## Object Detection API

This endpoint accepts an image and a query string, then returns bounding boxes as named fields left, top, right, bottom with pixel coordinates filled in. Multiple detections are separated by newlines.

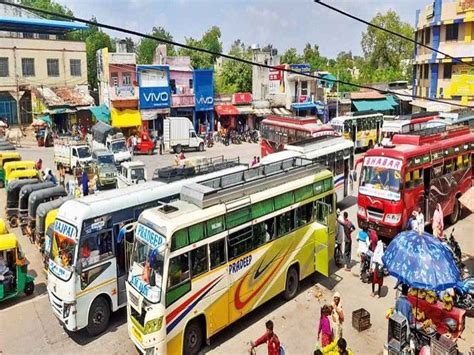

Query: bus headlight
left=385, top=213, right=401, bottom=224
left=144, top=316, right=163, bottom=334
left=357, top=206, right=366, bottom=217
left=63, top=301, right=75, bottom=318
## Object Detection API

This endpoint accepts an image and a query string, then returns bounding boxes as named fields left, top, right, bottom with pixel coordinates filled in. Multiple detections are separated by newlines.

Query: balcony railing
left=171, top=93, right=195, bottom=107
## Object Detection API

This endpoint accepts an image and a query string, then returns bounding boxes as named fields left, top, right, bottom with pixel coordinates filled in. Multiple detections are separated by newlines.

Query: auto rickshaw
left=18, top=182, right=55, bottom=235
left=0, top=152, right=21, bottom=187
left=5, top=178, right=39, bottom=228
left=0, top=218, right=8, bottom=234
left=0, top=233, right=35, bottom=302
left=36, top=196, right=72, bottom=255
left=5, top=169, right=39, bottom=190
left=0, top=142, right=16, bottom=151
left=3, top=160, right=36, bottom=186
left=26, top=186, right=67, bottom=244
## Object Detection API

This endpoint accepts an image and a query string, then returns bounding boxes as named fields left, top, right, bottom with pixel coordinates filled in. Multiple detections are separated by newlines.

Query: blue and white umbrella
left=382, top=230, right=461, bottom=291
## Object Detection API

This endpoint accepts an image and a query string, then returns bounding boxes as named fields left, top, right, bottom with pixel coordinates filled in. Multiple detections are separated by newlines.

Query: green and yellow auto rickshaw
left=3, top=160, right=36, bottom=188
left=0, top=218, right=8, bottom=234
left=0, top=152, right=21, bottom=188
left=0, top=233, right=35, bottom=302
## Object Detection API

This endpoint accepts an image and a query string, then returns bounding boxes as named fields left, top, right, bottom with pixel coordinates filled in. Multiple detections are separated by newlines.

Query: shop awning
left=89, top=104, right=110, bottom=123
left=352, top=98, right=397, bottom=112
left=215, top=104, right=239, bottom=116
left=254, top=108, right=272, bottom=116
left=292, top=102, right=317, bottom=110
left=46, top=107, right=76, bottom=114
left=111, top=108, right=141, bottom=128
left=236, top=105, right=253, bottom=115
left=272, top=107, right=292, bottom=115
left=140, top=108, right=170, bottom=121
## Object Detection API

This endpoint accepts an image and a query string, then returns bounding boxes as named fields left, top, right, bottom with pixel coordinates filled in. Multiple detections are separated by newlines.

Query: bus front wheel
left=86, top=296, right=110, bottom=336
left=183, top=319, right=204, bottom=355
left=283, top=266, right=299, bottom=301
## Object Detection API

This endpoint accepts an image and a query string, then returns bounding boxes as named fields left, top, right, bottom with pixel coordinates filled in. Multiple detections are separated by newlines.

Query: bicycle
left=334, top=242, right=343, bottom=268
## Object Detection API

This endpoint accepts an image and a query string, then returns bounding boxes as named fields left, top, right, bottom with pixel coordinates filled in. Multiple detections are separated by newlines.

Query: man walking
left=343, top=211, right=355, bottom=271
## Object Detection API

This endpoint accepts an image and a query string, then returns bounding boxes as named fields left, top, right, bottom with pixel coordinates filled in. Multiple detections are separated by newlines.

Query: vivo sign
left=197, top=96, right=213, bottom=105
left=139, top=87, right=170, bottom=109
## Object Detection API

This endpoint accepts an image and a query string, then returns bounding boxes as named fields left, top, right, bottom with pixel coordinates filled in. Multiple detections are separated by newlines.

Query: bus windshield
left=360, top=157, right=402, bottom=200
left=50, top=232, right=76, bottom=273
left=129, top=237, right=165, bottom=304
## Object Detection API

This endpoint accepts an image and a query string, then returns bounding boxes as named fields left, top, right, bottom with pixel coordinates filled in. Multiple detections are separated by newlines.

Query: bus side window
left=455, top=155, right=464, bottom=171
left=413, top=169, right=423, bottom=187
left=228, top=226, right=253, bottom=260
left=296, top=202, right=313, bottom=227
left=431, top=163, right=443, bottom=179
left=190, top=245, right=208, bottom=278
left=443, top=159, right=453, bottom=174
left=168, top=253, right=190, bottom=288
left=276, top=210, right=295, bottom=237
left=253, top=218, right=275, bottom=245
left=209, top=239, right=226, bottom=270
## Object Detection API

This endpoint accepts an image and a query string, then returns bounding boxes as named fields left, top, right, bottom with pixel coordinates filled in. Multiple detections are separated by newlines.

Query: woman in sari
left=432, top=203, right=444, bottom=240
left=317, top=304, right=333, bottom=347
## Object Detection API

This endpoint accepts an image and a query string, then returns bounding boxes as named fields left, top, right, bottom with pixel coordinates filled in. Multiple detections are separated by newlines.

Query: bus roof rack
left=180, top=157, right=325, bottom=209
left=392, top=124, right=470, bottom=145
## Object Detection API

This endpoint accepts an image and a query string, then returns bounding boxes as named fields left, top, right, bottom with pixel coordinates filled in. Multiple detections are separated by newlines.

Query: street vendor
left=395, top=284, right=414, bottom=326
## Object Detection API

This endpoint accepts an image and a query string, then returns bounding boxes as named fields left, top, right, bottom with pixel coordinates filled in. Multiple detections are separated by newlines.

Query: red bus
left=357, top=125, right=474, bottom=239
left=260, top=115, right=339, bottom=157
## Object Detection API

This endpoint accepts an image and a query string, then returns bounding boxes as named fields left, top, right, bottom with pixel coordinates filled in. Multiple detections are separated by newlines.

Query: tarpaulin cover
left=111, top=108, right=141, bottom=128
left=92, top=121, right=120, bottom=144
left=89, top=105, right=110, bottom=123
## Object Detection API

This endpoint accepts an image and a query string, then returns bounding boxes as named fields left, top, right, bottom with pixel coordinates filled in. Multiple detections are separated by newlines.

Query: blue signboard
left=289, top=63, right=311, bottom=74
left=194, top=69, right=214, bottom=112
left=137, top=65, right=171, bottom=109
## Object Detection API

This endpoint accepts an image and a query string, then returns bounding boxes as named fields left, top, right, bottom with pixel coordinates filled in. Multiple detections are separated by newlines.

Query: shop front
left=111, top=107, right=141, bottom=134
left=137, top=65, right=171, bottom=137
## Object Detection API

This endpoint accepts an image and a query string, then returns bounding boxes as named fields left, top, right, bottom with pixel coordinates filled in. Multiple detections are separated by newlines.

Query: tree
left=215, top=39, right=252, bottom=94
left=361, top=10, right=414, bottom=80
left=303, top=43, right=327, bottom=71
left=136, top=26, right=176, bottom=64
left=280, top=48, right=303, bottom=65
left=122, top=37, right=136, bottom=53
left=20, top=0, right=73, bottom=20
left=179, top=26, right=223, bottom=69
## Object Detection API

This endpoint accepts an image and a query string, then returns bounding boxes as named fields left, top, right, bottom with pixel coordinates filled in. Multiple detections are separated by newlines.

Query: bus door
left=114, top=219, right=134, bottom=306
left=350, top=120, right=357, bottom=146
left=313, top=200, right=332, bottom=277
left=376, top=118, right=382, bottom=144
left=423, top=167, right=431, bottom=220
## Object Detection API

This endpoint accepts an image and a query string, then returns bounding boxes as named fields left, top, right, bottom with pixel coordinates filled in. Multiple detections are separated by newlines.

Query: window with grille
left=21, top=58, right=35, bottom=77
left=122, top=72, right=131, bottom=85
left=445, top=24, right=459, bottom=41
left=70, top=59, right=81, bottom=77
left=47, top=59, right=59, bottom=77
left=111, top=73, right=119, bottom=86
left=0, top=58, right=9, bottom=77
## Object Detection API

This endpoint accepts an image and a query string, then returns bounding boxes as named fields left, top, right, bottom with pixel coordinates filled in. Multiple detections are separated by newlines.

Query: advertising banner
left=269, top=64, right=286, bottom=94
left=194, top=69, right=214, bottom=112
left=232, top=92, right=252, bottom=105
left=137, top=65, right=170, bottom=109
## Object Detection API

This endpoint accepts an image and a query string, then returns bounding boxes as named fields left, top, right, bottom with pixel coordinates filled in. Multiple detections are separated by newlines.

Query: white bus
left=330, top=112, right=383, bottom=149
left=261, top=136, right=354, bottom=202
left=46, top=164, right=247, bottom=336
left=126, top=158, right=335, bottom=354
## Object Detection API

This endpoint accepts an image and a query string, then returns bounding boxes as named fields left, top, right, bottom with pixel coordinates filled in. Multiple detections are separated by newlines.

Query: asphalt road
left=0, top=138, right=472, bottom=354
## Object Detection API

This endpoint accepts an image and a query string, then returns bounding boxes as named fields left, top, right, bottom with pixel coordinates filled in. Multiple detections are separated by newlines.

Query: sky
left=60, top=0, right=431, bottom=58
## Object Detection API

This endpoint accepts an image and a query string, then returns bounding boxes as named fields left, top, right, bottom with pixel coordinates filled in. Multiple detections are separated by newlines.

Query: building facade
left=414, top=0, right=474, bottom=110
left=0, top=13, right=88, bottom=125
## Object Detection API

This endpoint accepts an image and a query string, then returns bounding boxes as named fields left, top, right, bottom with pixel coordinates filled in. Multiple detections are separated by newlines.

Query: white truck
left=117, top=160, right=147, bottom=188
left=88, top=122, right=131, bottom=164
left=53, top=138, right=92, bottom=172
left=163, top=116, right=204, bottom=153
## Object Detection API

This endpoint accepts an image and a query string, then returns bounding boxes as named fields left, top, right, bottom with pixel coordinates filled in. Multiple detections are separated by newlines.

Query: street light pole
left=336, top=70, right=339, bottom=117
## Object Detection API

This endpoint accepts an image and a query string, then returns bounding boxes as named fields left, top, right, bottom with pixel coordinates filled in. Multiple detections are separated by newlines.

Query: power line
left=314, top=0, right=474, bottom=68
left=3, top=1, right=472, bottom=109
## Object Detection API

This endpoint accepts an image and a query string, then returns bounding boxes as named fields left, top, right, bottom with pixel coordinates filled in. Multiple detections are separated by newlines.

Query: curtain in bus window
left=252, top=199, right=274, bottom=219
left=227, top=207, right=251, bottom=229
left=274, top=191, right=294, bottom=210
left=206, top=216, right=225, bottom=237
left=189, top=223, right=205, bottom=244
left=171, top=229, right=189, bottom=251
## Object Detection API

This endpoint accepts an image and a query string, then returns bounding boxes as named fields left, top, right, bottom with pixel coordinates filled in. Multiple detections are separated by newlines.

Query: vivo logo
left=197, top=96, right=213, bottom=105
left=142, top=91, right=169, bottom=103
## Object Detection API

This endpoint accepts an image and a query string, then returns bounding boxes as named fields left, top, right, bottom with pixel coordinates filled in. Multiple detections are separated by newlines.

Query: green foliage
left=179, top=26, right=223, bottom=69
left=136, top=27, right=176, bottom=64
left=20, top=0, right=73, bottom=20
left=215, top=40, right=252, bottom=94
left=280, top=48, right=303, bottom=65
left=361, top=10, right=414, bottom=82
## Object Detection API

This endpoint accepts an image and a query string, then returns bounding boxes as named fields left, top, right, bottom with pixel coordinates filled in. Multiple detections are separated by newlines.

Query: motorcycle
left=360, top=251, right=372, bottom=283
left=205, top=133, right=214, bottom=148
left=454, top=277, right=474, bottom=315
left=442, top=228, right=463, bottom=273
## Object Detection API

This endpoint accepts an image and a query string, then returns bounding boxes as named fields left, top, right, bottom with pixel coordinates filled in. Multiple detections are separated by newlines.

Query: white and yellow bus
left=126, top=157, right=336, bottom=354
left=330, top=112, right=383, bottom=149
